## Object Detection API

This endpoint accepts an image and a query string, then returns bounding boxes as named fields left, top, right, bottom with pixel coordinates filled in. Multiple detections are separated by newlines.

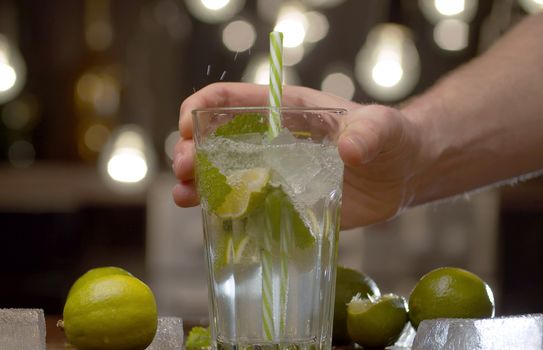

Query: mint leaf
left=185, top=326, right=212, bottom=350
left=215, top=113, right=267, bottom=137
left=196, top=153, right=232, bottom=211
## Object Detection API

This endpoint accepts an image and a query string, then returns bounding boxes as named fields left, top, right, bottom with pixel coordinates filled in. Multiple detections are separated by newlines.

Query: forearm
left=403, top=13, right=543, bottom=206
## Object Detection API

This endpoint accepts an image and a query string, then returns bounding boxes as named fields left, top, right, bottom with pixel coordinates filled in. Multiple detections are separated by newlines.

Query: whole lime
left=67, top=266, right=132, bottom=298
left=63, top=270, right=158, bottom=350
left=347, top=293, right=408, bottom=348
left=408, top=267, right=495, bottom=329
left=333, top=266, right=380, bottom=344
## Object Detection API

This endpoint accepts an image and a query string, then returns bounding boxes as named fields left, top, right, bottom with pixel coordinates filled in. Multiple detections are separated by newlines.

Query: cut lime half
left=347, top=293, right=408, bottom=348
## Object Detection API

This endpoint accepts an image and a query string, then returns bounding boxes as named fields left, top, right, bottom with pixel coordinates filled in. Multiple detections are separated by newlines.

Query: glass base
left=216, top=340, right=329, bottom=350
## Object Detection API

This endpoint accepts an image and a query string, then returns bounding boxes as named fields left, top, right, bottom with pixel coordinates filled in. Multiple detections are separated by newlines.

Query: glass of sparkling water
left=193, top=107, right=345, bottom=350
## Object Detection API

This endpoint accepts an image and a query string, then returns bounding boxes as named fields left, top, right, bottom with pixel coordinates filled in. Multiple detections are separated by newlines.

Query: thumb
left=338, top=105, right=403, bottom=167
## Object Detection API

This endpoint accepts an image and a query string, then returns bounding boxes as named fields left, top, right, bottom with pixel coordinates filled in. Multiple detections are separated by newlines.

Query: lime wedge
left=216, top=168, right=270, bottom=219
left=195, top=153, right=232, bottom=211
left=347, top=293, right=408, bottom=348
left=215, top=113, right=267, bottom=137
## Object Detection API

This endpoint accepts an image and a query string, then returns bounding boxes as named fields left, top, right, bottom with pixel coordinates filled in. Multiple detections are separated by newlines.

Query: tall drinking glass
left=193, top=107, right=345, bottom=350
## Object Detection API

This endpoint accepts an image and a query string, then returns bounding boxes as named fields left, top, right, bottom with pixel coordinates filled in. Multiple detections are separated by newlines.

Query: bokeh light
left=0, top=63, right=16, bottom=92
left=434, top=19, right=469, bottom=51
left=8, top=139, right=35, bottom=168
left=284, top=46, right=305, bottom=66
left=107, top=148, right=148, bottom=183
left=242, top=55, right=300, bottom=86
left=99, top=125, right=156, bottom=192
left=518, top=0, right=543, bottom=13
left=84, top=123, right=111, bottom=152
left=274, top=4, right=307, bottom=48
left=301, top=0, right=345, bottom=8
left=1, top=95, right=38, bottom=130
left=0, top=34, right=26, bottom=105
left=84, top=0, right=113, bottom=51
left=202, top=0, right=230, bottom=10
left=371, top=59, right=404, bottom=88
left=355, top=23, right=420, bottom=102
left=184, top=0, right=244, bottom=23
left=321, top=72, right=355, bottom=100
left=434, top=0, right=465, bottom=16
left=304, top=11, right=329, bottom=43
left=222, top=20, right=256, bottom=52
left=419, top=0, right=478, bottom=23
left=76, top=71, right=120, bottom=117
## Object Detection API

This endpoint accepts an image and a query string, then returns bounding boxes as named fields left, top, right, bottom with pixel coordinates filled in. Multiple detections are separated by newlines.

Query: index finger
left=179, top=83, right=270, bottom=139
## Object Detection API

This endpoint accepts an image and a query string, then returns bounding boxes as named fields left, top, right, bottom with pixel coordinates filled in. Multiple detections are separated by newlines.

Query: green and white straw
left=261, top=31, right=285, bottom=342
left=268, top=31, right=283, bottom=139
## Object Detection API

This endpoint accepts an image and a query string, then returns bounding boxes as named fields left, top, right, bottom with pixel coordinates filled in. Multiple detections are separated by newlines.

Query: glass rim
left=192, top=106, right=347, bottom=115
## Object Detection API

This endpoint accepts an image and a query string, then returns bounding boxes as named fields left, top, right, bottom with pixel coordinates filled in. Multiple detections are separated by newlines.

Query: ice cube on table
left=0, top=308, right=46, bottom=350
left=412, top=314, right=543, bottom=350
left=146, top=317, right=184, bottom=350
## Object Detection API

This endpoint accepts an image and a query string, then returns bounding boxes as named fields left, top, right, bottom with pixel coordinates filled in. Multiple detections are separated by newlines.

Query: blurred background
left=0, top=0, right=542, bottom=320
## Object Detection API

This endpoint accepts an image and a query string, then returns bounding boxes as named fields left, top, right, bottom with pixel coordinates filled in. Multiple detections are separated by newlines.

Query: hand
left=172, top=82, right=424, bottom=228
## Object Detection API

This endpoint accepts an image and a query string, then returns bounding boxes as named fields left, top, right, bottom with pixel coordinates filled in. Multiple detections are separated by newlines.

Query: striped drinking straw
left=261, top=31, right=286, bottom=342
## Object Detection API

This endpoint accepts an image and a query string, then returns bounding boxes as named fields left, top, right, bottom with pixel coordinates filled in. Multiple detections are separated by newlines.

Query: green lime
left=63, top=272, right=158, bottom=350
left=408, top=267, right=495, bottom=329
left=333, top=266, right=381, bottom=344
left=214, top=113, right=267, bottom=137
left=185, top=326, right=212, bottom=350
left=216, top=168, right=270, bottom=219
left=347, top=293, right=408, bottom=348
left=67, top=266, right=132, bottom=298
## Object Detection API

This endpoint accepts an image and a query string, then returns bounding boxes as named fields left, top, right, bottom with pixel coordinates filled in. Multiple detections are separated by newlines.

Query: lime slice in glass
left=216, top=167, right=270, bottom=219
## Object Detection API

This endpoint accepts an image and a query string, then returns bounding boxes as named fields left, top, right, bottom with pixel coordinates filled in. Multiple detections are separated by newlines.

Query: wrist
left=400, top=92, right=448, bottom=208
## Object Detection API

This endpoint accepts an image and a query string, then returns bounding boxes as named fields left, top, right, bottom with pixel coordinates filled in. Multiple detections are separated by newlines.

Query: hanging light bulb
left=0, top=34, right=26, bottom=105
left=355, top=23, right=420, bottom=102
left=518, top=0, right=543, bottom=14
left=274, top=3, right=308, bottom=48
left=418, top=0, right=478, bottom=23
left=184, top=0, right=245, bottom=23
left=99, top=124, right=156, bottom=192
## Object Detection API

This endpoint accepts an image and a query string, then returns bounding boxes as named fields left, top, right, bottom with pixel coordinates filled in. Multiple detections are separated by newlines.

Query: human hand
left=172, top=82, right=424, bottom=228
